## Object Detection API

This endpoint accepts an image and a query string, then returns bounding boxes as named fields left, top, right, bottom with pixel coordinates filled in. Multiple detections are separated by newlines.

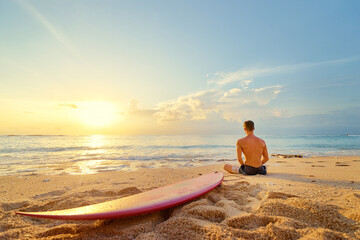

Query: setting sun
left=77, top=102, right=119, bottom=127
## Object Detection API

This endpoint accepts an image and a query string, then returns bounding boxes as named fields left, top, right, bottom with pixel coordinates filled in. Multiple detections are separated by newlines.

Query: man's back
left=237, top=134, right=267, bottom=168
left=223, top=120, right=269, bottom=175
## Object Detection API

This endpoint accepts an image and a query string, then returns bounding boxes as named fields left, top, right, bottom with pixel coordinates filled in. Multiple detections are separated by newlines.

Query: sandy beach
left=1, top=156, right=359, bottom=239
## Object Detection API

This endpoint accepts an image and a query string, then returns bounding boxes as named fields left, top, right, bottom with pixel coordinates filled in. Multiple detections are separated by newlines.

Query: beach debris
left=271, top=154, right=303, bottom=158
left=216, top=158, right=236, bottom=162
left=335, top=162, right=350, bottom=166
left=42, top=179, right=50, bottom=182
left=311, top=180, right=316, bottom=183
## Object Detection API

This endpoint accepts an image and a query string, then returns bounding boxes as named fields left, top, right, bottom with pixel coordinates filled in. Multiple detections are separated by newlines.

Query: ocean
left=0, top=135, right=359, bottom=176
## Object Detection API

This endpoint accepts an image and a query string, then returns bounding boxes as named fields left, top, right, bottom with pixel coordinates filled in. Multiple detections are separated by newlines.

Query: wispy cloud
left=220, top=85, right=283, bottom=106
left=209, top=56, right=360, bottom=86
left=210, top=66, right=284, bottom=86
left=14, top=0, right=83, bottom=62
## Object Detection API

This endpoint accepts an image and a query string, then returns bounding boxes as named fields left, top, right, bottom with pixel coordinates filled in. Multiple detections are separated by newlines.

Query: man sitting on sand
left=224, top=120, right=269, bottom=175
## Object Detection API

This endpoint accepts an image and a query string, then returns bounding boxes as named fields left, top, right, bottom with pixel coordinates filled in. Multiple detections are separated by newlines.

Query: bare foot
left=223, top=164, right=239, bottom=174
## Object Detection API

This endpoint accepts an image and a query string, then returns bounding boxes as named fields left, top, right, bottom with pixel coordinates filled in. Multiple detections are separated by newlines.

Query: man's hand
left=261, top=144, right=269, bottom=165
left=236, top=140, right=245, bottom=166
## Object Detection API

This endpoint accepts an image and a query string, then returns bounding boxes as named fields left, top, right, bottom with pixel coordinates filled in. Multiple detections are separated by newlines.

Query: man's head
left=243, top=120, right=255, bottom=132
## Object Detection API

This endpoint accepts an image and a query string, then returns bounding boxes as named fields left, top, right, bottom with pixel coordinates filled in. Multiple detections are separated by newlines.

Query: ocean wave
left=0, top=145, right=132, bottom=154
left=0, top=144, right=233, bottom=154
left=143, top=144, right=233, bottom=149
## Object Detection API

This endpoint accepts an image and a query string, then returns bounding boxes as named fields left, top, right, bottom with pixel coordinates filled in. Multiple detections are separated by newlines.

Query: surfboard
left=16, top=172, right=224, bottom=220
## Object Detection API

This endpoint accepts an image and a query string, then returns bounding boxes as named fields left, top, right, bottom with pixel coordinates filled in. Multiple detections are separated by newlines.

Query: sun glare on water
left=77, top=102, right=118, bottom=127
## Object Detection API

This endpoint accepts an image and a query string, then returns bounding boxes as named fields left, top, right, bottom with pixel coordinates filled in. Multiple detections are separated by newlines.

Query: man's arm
left=261, top=144, right=269, bottom=165
left=236, top=140, right=244, bottom=166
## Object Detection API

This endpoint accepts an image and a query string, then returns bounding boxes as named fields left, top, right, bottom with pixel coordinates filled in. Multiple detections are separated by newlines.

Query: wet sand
left=0, top=156, right=359, bottom=239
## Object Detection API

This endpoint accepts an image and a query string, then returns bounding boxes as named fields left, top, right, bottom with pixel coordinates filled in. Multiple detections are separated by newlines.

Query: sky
left=0, top=0, right=359, bottom=135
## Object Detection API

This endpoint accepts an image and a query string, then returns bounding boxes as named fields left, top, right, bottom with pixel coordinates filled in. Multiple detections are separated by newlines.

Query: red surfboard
left=16, top=172, right=223, bottom=220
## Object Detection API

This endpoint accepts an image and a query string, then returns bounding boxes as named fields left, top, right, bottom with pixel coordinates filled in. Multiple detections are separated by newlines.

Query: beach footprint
left=32, top=190, right=67, bottom=199
left=257, top=198, right=359, bottom=234
left=226, top=214, right=277, bottom=230
left=186, top=205, right=226, bottom=223
left=36, top=225, right=79, bottom=238
left=1, top=201, right=30, bottom=211
left=262, top=191, right=298, bottom=200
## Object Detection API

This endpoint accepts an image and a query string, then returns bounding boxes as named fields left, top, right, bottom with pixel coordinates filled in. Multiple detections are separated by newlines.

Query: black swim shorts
left=239, top=165, right=267, bottom=175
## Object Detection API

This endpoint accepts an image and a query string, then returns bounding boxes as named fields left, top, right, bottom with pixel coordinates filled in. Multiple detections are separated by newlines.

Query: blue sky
left=0, top=0, right=359, bottom=135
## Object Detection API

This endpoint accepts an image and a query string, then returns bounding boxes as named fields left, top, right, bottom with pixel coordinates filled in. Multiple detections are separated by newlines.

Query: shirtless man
left=224, top=120, right=269, bottom=175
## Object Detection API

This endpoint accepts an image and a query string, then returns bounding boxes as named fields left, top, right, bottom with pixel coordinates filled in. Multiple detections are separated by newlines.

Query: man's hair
left=243, top=120, right=255, bottom=131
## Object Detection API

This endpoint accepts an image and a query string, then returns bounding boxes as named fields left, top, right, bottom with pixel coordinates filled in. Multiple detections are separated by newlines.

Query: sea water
left=0, top=135, right=359, bottom=176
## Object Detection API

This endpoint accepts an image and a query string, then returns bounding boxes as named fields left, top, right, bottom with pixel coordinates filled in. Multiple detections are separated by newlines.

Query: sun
left=77, top=101, right=118, bottom=127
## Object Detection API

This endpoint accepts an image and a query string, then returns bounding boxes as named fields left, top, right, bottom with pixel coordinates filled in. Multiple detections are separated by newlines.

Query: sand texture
left=1, top=156, right=359, bottom=239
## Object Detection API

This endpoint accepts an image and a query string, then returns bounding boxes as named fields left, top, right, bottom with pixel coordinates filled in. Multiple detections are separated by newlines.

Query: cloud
left=210, top=66, right=284, bottom=86
left=209, top=56, right=360, bottom=86
left=154, top=90, right=220, bottom=123
left=154, top=84, right=283, bottom=124
left=220, top=85, right=283, bottom=106
left=159, top=111, right=241, bottom=135
left=14, top=0, right=82, bottom=62
left=127, top=99, right=156, bottom=117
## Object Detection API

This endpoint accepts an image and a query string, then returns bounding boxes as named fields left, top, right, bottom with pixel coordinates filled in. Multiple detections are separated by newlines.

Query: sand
left=0, top=156, right=359, bottom=239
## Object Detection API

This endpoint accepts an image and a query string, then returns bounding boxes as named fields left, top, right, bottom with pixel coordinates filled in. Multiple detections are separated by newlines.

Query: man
left=224, top=120, right=269, bottom=175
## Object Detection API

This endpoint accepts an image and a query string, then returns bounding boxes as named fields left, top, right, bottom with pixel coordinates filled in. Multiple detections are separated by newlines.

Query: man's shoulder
left=237, top=136, right=247, bottom=143
left=237, top=136, right=251, bottom=147
left=238, top=135, right=266, bottom=144
left=256, top=136, right=266, bottom=145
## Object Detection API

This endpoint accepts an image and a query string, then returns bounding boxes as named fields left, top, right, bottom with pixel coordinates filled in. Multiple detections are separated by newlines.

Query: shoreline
left=1, top=156, right=359, bottom=239
left=2, top=154, right=360, bottom=177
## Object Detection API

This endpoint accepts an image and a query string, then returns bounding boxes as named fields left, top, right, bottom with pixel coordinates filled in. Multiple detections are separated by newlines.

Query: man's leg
left=223, top=164, right=240, bottom=174
left=259, top=165, right=267, bottom=175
